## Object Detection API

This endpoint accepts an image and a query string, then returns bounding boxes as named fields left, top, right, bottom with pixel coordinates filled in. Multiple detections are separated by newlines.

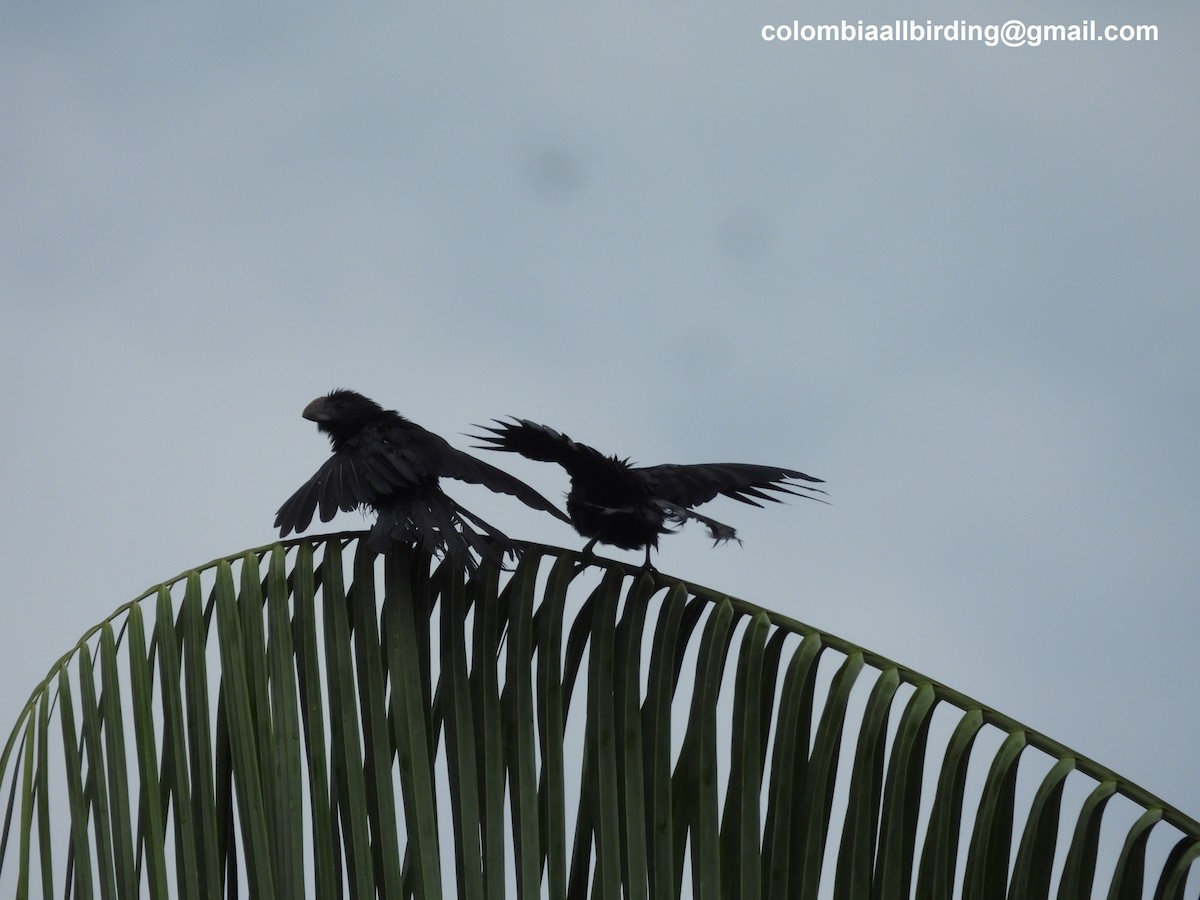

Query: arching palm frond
left=1, top=536, right=1197, bottom=898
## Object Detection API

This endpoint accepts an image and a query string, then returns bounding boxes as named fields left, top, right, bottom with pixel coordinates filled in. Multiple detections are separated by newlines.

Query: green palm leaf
left=1, top=535, right=1197, bottom=898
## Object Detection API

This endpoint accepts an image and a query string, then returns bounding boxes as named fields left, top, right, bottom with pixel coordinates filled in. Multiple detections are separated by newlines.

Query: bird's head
left=303, top=390, right=385, bottom=444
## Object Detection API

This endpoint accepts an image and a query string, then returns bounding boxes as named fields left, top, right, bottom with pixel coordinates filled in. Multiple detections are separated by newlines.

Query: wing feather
left=439, top=446, right=572, bottom=523
left=473, top=419, right=627, bottom=484
left=640, top=462, right=825, bottom=510
left=275, top=452, right=375, bottom=536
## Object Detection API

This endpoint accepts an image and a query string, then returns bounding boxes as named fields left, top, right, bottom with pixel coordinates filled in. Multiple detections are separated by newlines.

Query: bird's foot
left=636, top=550, right=663, bottom=582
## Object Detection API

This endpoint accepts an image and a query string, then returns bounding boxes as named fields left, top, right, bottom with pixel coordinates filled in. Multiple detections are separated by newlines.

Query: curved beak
left=302, top=397, right=330, bottom=422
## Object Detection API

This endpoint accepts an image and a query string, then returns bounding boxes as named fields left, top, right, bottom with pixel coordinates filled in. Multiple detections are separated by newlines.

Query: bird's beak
left=302, top=397, right=330, bottom=422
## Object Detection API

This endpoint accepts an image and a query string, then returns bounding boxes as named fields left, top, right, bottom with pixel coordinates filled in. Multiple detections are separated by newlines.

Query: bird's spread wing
left=438, top=443, right=572, bottom=524
left=275, top=420, right=441, bottom=536
left=276, top=452, right=367, bottom=535
left=640, top=463, right=826, bottom=510
left=474, top=419, right=630, bottom=483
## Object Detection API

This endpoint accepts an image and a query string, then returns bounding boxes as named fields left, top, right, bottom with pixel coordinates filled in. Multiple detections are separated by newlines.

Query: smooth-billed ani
left=275, top=390, right=571, bottom=567
left=474, top=418, right=825, bottom=566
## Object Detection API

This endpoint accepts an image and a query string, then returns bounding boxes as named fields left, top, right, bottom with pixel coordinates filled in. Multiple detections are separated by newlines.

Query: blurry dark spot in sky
left=524, top=146, right=588, bottom=202
left=714, top=208, right=774, bottom=260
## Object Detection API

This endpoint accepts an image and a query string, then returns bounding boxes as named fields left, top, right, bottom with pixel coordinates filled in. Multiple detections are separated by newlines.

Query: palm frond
left=1, top=535, right=1197, bottom=898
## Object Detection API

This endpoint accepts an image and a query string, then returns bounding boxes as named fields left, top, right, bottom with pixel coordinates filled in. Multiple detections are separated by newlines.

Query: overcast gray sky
left=2, top=0, right=1197, bottom=859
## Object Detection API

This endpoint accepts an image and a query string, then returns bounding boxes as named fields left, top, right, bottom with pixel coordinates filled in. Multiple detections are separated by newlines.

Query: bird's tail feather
left=367, top=491, right=514, bottom=570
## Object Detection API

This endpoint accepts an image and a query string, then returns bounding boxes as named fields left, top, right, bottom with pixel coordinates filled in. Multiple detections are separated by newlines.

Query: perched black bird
left=275, top=390, right=571, bottom=567
left=474, top=419, right=825, bottom=567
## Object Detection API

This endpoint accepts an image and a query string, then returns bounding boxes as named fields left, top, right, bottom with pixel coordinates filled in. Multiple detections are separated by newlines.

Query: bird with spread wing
left=276, top=390, right=571, bottom=568
left=474, top=418, right=826, bottom=567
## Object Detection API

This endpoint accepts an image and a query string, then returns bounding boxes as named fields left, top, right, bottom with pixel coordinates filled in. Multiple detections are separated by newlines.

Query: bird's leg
left=637, top=547, right=661, bottom=581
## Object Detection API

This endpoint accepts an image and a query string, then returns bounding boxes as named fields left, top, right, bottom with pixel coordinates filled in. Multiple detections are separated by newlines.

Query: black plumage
left=475, top=418, right=825, bottom=566
left=275, top=390, right=571, bottom=567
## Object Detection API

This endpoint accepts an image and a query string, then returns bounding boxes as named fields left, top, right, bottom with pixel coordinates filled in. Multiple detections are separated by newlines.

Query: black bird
left=474, top=419, right=825, bottom=567
left=275, top=390, right=571, bottom=568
